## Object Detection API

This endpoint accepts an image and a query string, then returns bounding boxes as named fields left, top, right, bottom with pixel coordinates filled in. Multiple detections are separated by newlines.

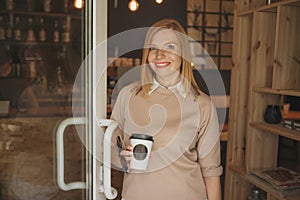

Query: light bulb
left=74, top=0, right=84, bottom=9
left=128, top=0, right=139, bottom=12
left=155, top=0, right=163, bottom=4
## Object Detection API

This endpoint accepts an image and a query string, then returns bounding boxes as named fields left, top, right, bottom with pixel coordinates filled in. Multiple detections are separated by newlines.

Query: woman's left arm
left=204, top=176, right=222, bottom=200
left=197, top=96, right=223, bottom=200
left=197, top=98, right=223, bottom=199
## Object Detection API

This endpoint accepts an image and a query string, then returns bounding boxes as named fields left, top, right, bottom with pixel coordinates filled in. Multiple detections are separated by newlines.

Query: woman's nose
left=156, top=49, right=166, bottom=59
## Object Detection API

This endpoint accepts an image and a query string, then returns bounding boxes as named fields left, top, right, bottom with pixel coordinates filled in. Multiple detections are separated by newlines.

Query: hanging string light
left=128, top=0, right=139, bottom=12
left=74, top=0, right=84, bottom=9
left=155, top=0, right=163, bottom=4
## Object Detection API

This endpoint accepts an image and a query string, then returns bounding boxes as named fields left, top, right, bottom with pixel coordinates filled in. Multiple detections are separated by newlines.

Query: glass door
left=0, top=0, right=109, bottom=199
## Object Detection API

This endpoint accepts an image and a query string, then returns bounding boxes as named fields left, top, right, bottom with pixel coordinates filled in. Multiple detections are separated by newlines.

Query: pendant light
left=128, top=0, right=139, bottom=12
left=74, top=0, right=84, bottom=9
left=155, top=0, right=163, bottom=4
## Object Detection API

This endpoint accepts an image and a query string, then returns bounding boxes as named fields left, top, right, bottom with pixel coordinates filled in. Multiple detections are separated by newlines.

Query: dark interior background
left=108, top=0, right=187, bottom=58
left=108, top=0, right=187, bottom=36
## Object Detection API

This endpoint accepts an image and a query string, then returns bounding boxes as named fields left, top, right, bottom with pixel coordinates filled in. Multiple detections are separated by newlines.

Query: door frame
left=85, top=0, right=108, bottom=199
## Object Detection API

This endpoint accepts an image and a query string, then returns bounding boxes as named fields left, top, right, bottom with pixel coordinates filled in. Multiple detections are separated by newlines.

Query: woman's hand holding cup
left=120, top=145, right=133, bottom=170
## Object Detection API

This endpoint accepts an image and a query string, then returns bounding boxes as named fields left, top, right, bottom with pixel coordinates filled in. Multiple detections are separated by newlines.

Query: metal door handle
left=56, top=117, right=87, bottom=191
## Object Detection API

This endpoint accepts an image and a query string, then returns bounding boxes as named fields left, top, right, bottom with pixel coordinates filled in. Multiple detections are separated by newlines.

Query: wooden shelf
left=250, top=122, right=300, bottom=141
left=237, top=0, right=300, bottom=16
left=245, top=174, right=300, bottom=200
left=228, top=165, right=300, bottom=200
left=253, top=87, right=300, bottom=97
left=0, top=41, right=76, bottom=46
left=0, top=10, right=81, bottom=19
left=236, top=9, right=254, bottom=16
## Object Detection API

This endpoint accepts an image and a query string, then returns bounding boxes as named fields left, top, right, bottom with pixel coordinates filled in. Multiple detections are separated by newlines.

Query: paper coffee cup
left=129, top=134, right=154, bottom=171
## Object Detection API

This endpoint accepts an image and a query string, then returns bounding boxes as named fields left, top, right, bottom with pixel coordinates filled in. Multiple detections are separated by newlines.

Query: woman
left=111, top=18, right=222, bottom=200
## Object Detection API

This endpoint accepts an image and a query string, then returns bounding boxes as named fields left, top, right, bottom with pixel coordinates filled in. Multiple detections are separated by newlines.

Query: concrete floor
left=0, top=117, right=85, bottom=200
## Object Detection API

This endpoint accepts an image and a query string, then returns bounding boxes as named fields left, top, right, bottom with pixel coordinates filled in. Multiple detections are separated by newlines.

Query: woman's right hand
left=120, top=145, right=133, bottom=171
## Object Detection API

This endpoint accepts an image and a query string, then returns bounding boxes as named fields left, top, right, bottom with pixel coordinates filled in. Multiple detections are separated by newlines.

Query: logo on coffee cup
left=129, top=134, right=154, bottom=171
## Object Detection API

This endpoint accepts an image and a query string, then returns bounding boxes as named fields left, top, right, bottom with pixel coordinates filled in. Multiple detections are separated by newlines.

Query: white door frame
left=91, top=0, right=108, bottom=199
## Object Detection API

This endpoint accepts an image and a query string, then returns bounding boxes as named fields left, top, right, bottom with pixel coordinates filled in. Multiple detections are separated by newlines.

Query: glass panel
left=0, top=0, right=86, bottom=199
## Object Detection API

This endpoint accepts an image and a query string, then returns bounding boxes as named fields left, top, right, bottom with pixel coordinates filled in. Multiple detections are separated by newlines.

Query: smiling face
left=147, top=29, right=182, bottom=87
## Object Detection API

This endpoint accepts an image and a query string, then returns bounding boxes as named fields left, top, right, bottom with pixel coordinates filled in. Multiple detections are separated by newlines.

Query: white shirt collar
left=149, top=78, right=187, bottom=98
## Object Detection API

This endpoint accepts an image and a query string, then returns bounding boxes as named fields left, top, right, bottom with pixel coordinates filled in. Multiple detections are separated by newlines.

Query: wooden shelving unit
left=250, top=122, right=300, bottom=142
left=224, top=0, right=300, bottom=199
left=245, top=174, right=300, bottom=200
left=253, top=87, right=300, bottom=98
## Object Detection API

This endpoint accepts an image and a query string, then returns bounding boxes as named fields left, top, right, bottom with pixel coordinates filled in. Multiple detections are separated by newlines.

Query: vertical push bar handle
left=99, top=119, right=118, bottom=199
left=56, top=117, right=87, bottom=191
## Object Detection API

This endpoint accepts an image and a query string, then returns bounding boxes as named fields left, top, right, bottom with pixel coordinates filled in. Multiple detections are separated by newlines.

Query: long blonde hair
left=139, top=18, right=200, bottom=96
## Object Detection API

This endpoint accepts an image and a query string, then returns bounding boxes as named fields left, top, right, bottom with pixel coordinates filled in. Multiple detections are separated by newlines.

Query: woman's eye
left=166, top=44, right=175, bottom=50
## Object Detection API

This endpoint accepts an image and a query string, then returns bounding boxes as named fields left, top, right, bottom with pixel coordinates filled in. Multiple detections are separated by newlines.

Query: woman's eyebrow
left=149, top=41, right=179, bottom=46
left=164, top=41, right=178, bottom=45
